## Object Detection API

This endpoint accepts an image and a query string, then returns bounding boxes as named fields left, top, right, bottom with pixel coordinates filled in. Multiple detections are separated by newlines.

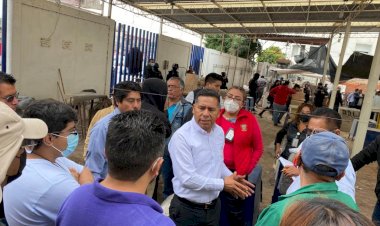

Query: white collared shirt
left=169, top=117, right=232, bottom=203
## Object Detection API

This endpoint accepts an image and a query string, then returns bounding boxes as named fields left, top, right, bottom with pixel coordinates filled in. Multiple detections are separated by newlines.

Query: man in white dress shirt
left=169, top=89, right=254, bottom=226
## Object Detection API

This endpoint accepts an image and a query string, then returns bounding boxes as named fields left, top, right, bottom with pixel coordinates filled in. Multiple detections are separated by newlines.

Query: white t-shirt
left=286, top=160, right=356, bottom=201
left=3, top=157, right=82, bottom=226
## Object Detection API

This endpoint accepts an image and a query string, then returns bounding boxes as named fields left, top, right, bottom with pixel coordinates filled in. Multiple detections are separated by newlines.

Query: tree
left=205, top=34, right=262, bottom=63
left=257, top=46, right=285, bottom=64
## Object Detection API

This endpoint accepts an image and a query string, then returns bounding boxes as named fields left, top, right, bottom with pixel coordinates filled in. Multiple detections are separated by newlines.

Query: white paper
left=279, top=157, right=297, bottom=180
left=279, top=157, right=294, bottom=167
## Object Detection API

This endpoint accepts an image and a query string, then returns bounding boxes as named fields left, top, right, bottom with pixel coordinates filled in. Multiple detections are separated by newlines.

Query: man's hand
left=275, top=147, right=281, bottom=158
left=282, top=166, right=300, bottom=178
left=69, top=168, right=80, bottom=182
left=224, top=172, right=255, bottom=199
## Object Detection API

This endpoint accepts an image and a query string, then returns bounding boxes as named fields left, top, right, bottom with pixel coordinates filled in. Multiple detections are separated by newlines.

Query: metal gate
left=190, top=45, right=205, bottom=75
left=111, top=23, right=158, bottom=88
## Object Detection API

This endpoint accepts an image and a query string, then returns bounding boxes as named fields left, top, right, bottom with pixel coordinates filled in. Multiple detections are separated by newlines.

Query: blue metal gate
left=190, top=45, right=204, bottom=75
left=111, top=23, right=158, bottom=89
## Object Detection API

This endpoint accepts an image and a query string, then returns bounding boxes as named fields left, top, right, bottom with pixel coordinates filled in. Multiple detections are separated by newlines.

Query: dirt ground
left=69, top=111, right=378, bottom=220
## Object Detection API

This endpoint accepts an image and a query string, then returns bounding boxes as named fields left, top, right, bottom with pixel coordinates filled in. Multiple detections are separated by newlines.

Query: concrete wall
left=201, top=48, right=253, bottom=87
left=8, top=0, right=115, bottom=99
left=156, top=35, right=192, bottom=79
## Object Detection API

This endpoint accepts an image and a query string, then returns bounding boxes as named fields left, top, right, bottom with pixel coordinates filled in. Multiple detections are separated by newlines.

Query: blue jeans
left=373, top=200, right=380, bottom=225
left=272, top=103, right=287, bottom=124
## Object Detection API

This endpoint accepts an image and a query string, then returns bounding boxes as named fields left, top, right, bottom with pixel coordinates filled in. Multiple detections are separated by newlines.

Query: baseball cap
left=0, top=102, right=48, bottom=200
left=300, top=131, right=349, bottom=177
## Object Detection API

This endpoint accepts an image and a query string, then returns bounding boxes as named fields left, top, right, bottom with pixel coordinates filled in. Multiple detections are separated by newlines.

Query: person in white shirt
left=283, top=107, right=356, bottom=201
left=169, top=89, right=254, bottom=226
left=4, top=99, right=93, bottom=226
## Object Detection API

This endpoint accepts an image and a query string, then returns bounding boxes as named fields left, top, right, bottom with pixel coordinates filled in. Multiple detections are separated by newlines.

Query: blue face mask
left=62, top=133, right=79, bottom=157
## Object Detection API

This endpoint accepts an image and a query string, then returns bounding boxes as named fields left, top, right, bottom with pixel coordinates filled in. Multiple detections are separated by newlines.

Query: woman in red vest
left=216, top=86, right=263, bottom=226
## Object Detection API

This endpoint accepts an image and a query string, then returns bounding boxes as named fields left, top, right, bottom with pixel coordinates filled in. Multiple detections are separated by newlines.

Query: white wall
left=156, top=35, right=192, bottom=79
left=8, top=0, right=115, bottom=99
left=201, top=48, right=253, bottom=87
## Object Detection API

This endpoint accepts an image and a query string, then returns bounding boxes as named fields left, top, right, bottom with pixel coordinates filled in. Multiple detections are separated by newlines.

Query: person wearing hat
left=284, top=108, right=356, bottom=201
left=0, top=102, right=48, bottom=201
left=256, top=131, right=359, bottom=226
left=3, top=99, right=93, bottom=226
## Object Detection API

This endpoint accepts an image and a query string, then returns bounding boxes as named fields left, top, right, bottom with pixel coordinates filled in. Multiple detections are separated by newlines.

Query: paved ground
left=70, top=111, right=378, bottom=220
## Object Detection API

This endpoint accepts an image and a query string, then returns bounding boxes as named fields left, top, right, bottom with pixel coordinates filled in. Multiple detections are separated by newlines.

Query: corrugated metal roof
left=120, top=0, right=380, bottom=43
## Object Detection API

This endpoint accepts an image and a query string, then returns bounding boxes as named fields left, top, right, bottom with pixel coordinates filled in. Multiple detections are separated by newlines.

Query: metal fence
left=111, top=23, right=158, bottom=89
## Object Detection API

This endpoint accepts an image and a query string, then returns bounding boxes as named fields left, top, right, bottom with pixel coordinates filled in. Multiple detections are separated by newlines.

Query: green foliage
left=204, top=34, right=262, bottom=62
left=257, top=46, right=285, bottom=64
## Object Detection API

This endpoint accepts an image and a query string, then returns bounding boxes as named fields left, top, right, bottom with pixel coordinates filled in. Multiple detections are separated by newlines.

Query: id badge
left=226, top=128, right=234, bottom=142
left=291, top=138, right=299, bottom=147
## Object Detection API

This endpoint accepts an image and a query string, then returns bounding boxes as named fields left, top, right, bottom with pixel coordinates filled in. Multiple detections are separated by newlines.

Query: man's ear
left=151, top=157, right=164, bottom=177
left=42, top=135, right=53, bottom=146
left=335, top=171, right=345, bottom=181
left=294, top=153, right=302, bottom=167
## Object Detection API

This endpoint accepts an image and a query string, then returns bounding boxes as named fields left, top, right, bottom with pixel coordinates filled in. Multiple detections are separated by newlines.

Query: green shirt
left=256, top=182, right=359, bottom=226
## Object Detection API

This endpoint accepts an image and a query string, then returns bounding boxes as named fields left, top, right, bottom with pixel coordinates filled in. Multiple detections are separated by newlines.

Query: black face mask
left=6, top=150, right=27, bottom=184
left=299, top=114, right=310, bottom=123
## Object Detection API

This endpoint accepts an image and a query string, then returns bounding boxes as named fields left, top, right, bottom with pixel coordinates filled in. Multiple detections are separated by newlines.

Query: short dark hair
left=205, top=73, right=223, bottom=85
left=23, top=99, right=77, bottom=147
left=311, top=107, right=342, bottom=130
left=0, top=72, right=16, bottom=85
left=195, top=88, right=220, bottom=104
left=105, top=110, right=166, bottom=181
left=284, top=80, right=290, bottom=85
left=113, top=81, right=141, bottom=105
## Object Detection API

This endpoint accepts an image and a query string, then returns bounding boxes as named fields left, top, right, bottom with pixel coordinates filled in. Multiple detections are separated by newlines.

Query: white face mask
left=224, top=98, right=240, bottom=113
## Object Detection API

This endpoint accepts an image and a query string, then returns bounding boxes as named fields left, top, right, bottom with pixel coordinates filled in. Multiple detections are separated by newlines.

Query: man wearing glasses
left=0, top=73, right=19, bottom=110
left=3, top=99, right=93, bottom=226
left=283, top=107, right=356, bottom=201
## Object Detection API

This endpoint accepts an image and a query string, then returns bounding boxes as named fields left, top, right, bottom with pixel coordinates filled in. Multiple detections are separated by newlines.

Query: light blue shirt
left=167, top=104, right=177, bottom=122
left=85, top=108, right=120, bottom=180
left=169, top=117, right=232, bottom=203
left=3, top=157, right=82, bottom=226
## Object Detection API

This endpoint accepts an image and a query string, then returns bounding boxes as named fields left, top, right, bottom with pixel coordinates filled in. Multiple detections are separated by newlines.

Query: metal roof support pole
left=159, top=18, right=163, bottom=35
left=242, top=39, right=252, bottom=86
left=232, top=44, right=240, bottom=86
left=199, top=34, right=204, bottom=76
left=321, top=32, right=334, bottom=84
left=329, top=21, right=351, bottom=109
left=107, top=0, right=112, bottom=18
left=352, top=33, right=380, bottom=156
left=220, top=34, right=225, bottom=54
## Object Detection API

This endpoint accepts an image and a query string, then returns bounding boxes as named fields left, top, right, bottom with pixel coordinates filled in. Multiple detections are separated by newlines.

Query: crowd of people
left=0, top=69, right=379, bottom=226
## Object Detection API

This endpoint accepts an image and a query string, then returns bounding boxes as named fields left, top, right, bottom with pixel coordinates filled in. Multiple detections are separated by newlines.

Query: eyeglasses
left=226, top=94, right=243, bottom=102
left=51, top=130, right=78, bottom=138
left=1, top=92, right=19, bottom=103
